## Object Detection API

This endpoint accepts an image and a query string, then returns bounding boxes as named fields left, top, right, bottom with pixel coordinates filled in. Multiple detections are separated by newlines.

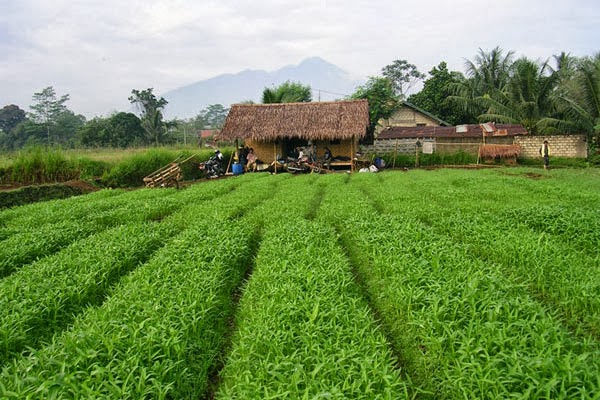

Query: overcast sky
left=1, top=0, right=598, bottom=119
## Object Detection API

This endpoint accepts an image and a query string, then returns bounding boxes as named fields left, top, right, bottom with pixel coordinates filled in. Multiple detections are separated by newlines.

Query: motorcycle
left=199, top=150, right=225, bottom=178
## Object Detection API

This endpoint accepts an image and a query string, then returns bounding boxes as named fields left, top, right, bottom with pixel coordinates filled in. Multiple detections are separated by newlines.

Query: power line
left=312, top=88, right=351, bottom=101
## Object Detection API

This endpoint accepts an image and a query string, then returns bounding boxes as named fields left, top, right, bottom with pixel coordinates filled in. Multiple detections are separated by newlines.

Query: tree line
left=254, top=47, right=599, bottom=152
left=1, top=47, right=598, bottom=152
left=0, top=88, right=229, bottom=150
left=350, top=47, right=599, bottom=149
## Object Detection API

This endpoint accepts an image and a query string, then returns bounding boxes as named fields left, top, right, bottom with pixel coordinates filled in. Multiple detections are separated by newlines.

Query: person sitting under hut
left=323, top=147, right=332, bottom=168
left=246, top=148, right=257, bottom=171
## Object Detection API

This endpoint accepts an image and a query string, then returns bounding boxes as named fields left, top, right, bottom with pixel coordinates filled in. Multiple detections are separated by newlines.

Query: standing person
left=539, top=140, right=550, bottom=170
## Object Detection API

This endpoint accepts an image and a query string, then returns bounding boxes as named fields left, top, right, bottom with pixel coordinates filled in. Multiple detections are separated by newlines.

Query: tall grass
left=0, top=146, right=234, bottom=188
left=8, top=147, right=79, bottom=185
left=100, top=148, right=234, bottom=187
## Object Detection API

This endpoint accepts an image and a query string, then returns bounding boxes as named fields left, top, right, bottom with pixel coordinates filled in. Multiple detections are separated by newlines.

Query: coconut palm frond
left=537, top=117, right=580, bottom=134
left=478, top=113, right=519, bottom=124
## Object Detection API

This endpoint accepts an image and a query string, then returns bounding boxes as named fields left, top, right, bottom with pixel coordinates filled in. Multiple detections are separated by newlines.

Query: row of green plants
left=362, top=169, right=600, bottom=338
left=0, top=218, right=255, bottom=398
left=0, top=168, right=598, bottom=398
left=0, top=172, right=250, bottom=279
left=0, top=173, right=274, bottom=398
left=0, top=222, right=178, bottom=365
left=318, top=173, right=599, bottom=398
left=0, top=187, right=163, bottom=235
left=0, top=189, right=181, bottom=278
left=217, top=219, right=405, bottom=398
left=213, top=173, right=404, bottom=397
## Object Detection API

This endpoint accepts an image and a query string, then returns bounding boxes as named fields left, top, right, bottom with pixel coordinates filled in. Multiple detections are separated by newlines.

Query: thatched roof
left=479, top=144, right=521, bottom=159
left=218, top=100, right=369, bottom=141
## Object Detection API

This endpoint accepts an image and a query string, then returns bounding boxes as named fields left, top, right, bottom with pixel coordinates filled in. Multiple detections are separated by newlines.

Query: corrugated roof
left=377, top=123, right=528, bottom=139
left=217, top=100, right=369, bottom=141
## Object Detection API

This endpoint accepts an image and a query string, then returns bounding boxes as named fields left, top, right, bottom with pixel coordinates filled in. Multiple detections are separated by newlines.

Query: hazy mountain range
left=161, top=57, right=363, bottom=119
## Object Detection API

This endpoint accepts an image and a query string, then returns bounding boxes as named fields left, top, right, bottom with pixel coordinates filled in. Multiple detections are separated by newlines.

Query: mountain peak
left=298, top=56, right=331, bottom=66
left=162, top=57, right=362, bottom=119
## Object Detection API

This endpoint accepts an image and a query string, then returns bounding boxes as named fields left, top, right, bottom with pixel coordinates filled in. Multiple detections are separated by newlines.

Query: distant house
left=218, top=100, right=369, bottom=170
left=375, top=102, right=451, bottom=137
left=198, top=129, right=218, bottom=139
left=375, top=123, right=529, bottom=156
left=198, top=129, right=219, bottom=147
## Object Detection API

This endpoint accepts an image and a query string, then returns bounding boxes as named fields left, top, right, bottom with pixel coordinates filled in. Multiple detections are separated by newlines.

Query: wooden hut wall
left=314, top=139, right=355, bottom=159
left=244, top=138, right=356, bottom=162
left=243, top=139, right=283, bottom=163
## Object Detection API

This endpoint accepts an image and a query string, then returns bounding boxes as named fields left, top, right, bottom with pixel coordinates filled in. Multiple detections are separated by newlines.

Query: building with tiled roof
left=373, top=122, right=529, bottom=157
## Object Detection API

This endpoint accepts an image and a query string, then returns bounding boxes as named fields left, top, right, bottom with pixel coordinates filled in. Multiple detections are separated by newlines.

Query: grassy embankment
left=0, top=144, right=593, bottom=208
left=0, top=146, right=232, bottom=207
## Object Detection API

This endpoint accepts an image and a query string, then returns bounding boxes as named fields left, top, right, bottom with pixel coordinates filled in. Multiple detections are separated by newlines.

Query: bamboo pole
left=415, top=143, right=419, bottom=168
left=392, top=139, right=398, bottom=169
left=273, top=142, right=277, bottom=174
left=225, top=151, right=234, bottom=175
left=351, top=136, right=355, bottom=172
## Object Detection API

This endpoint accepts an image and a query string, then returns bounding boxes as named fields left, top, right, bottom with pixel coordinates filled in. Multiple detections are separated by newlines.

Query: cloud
left=1, top=0, right=598, bottom=118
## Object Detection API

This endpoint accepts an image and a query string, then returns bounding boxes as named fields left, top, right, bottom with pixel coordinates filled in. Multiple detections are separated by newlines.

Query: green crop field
left=0, top=167, right=599, bottom=399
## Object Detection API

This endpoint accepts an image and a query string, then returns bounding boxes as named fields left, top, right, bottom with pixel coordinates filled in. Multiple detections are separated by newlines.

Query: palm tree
left=447, top=47, right=515, bottom=120
left=465, top=46, right=515, bottom=95
left=262, top=81, right=312, bottom=104
left=476, top=57, right=559, bottom=133
left=552, top=52, right=577, bottom=78
left=540, top=54, right=600, bottom=148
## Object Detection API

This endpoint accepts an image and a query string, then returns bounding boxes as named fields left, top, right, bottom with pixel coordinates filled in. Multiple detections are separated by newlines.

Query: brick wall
left=366, top=138, right=421, bottom=154
left=365, top=135, right=588, bottom=159
left=367, top=137, right=513, bottom=155
left=515, top=135, right=587, bottom=158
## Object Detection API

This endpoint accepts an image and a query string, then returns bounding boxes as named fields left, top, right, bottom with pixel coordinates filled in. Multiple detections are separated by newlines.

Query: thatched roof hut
left=218, top=100, right=369, bottom=171
left=218, top=100, right=369, bottom=141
